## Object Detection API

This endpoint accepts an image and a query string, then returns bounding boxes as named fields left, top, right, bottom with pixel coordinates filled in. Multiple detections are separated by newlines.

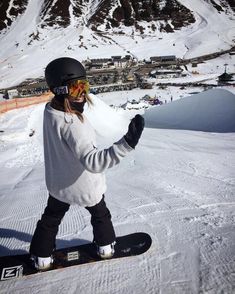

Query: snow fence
left=0, top=93, right=52, bottom=114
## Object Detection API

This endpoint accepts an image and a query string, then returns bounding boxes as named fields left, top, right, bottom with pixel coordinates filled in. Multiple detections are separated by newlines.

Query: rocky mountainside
left=0, top=0, right=234, bottom=89
left=0, top=0, right=234, bottom=35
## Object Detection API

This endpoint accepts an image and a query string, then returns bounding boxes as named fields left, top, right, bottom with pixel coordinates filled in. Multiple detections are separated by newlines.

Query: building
left=7, top=89, right=18, bottom=99
left=150, top=55, right=177, bottom=64
left=218, top=72, right=233, bottom=85
left=149, top=68, right=183, bottom=79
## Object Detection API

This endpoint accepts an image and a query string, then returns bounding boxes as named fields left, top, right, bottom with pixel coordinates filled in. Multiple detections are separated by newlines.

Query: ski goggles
left=68, top=79, right=90, bottom=98
left=53, top=79, right=90, bottom=97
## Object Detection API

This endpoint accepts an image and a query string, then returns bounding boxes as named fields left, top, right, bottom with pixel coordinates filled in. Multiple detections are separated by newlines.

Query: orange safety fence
left=0, top=92, right=53, bottom=114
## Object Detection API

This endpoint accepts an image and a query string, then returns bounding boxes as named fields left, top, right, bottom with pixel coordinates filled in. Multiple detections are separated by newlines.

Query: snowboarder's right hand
left=124, top=114, right=145, bottom=149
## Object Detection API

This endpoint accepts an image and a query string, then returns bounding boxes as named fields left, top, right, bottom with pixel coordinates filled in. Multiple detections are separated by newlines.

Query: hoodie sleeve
left=64, top=119, right=133, bottom=173
left=81, top=137, right=133, bottom=173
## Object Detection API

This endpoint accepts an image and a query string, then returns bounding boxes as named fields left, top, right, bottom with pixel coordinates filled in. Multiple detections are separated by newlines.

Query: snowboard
left=0, top=232, right=152, bottom=281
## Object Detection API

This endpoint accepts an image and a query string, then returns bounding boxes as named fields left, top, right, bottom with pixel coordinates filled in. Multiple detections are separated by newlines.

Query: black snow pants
left=30, top=195, right=116, bottom=257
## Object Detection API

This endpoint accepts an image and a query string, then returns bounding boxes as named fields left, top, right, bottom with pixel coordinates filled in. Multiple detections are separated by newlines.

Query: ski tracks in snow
left=1, top=103, right=235, bottom=293
left=105, top=128, right=235, bottom=293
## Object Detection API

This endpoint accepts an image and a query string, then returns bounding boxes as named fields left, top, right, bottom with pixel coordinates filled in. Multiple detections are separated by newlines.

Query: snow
left=0, top=89, right=235, bottom=293
left=0, top=1, right=235, bottom=292
left=144, top=88, right=235, bottom=132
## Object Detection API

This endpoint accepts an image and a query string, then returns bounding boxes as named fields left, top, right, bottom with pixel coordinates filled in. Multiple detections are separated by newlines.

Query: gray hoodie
left=43, top=103, right=133, bottom=207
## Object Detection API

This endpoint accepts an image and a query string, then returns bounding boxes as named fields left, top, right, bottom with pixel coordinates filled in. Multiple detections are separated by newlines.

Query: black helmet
left=45, top=57, right=86, bottom=94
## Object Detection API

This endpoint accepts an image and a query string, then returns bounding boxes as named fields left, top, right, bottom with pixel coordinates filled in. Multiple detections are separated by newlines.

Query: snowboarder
left=29, top=57, right=145, bottom=270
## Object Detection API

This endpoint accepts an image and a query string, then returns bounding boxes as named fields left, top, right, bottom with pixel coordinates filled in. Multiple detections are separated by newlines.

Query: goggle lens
left=68, top=80, right=89, bottom=98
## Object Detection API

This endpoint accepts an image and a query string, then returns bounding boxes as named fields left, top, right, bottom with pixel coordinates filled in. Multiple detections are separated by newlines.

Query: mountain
left=0, top=0, right=196, bottom=33
left=0, top=0, right=234, bottom=89
left=1, top=0, right=234, bottom=34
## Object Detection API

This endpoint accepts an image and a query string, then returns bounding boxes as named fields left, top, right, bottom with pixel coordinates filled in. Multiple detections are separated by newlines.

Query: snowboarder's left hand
left=124, top=114, right=145, bottom=149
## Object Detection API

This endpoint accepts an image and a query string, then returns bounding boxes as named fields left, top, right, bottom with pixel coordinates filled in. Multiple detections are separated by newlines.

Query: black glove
left=124, top=114, right=145, bottom=149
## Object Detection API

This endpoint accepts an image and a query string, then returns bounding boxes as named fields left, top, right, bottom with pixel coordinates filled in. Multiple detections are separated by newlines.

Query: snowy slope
left=0, top=89, right=234, bottom=293
left=144, top=88, right=235, bottom=132
left=0, top=0, right=234, bottom=89
left=177, top=0, right=235, bottom=58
